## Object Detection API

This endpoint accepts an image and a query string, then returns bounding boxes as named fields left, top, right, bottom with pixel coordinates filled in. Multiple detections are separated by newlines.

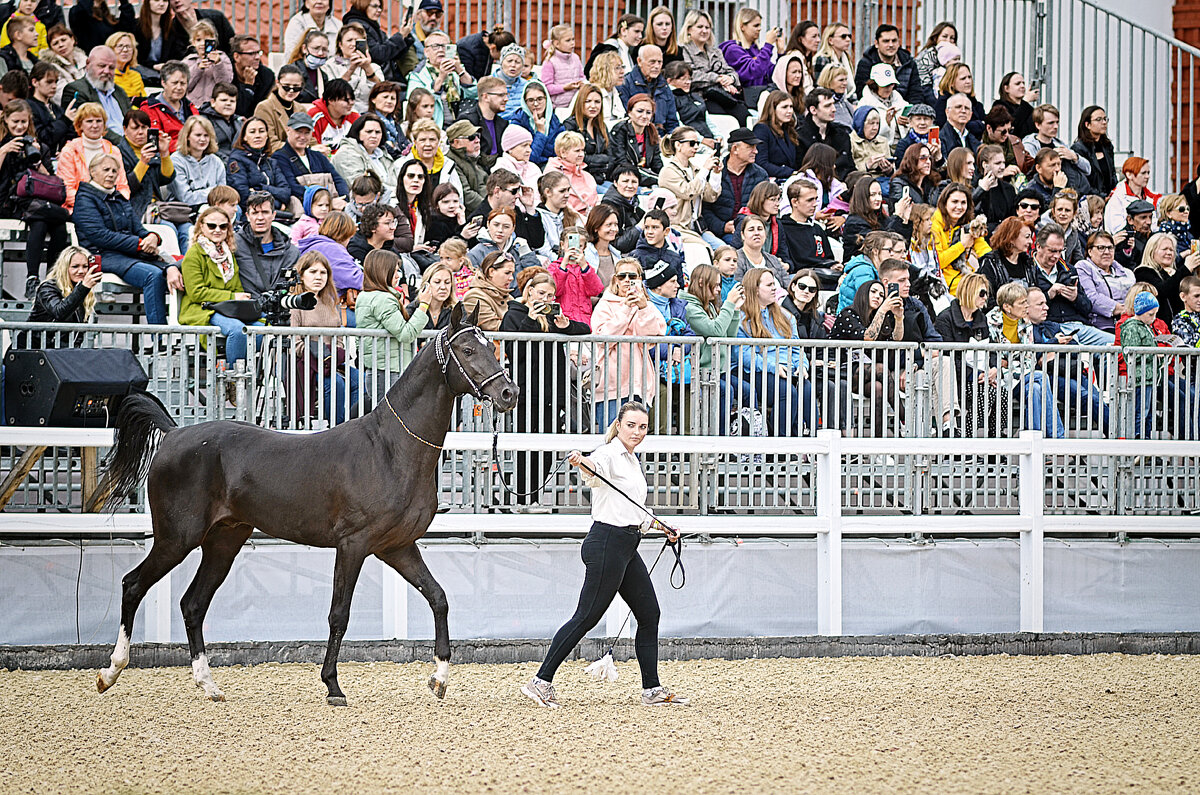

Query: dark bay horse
left=94, top=305, right=518, bottom=705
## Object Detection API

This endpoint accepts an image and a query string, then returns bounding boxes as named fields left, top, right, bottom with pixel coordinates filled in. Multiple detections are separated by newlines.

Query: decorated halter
left=434, top=325, right=507, bottom=401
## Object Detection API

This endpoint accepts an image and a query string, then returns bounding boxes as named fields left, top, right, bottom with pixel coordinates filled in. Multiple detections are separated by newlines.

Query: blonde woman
left=57, top=103, right=129, bottom=211
left=179, top=205, right=255, bottom=363
left=408, top=261, right=457, bottom=330
left=681, top=263, right=749, bottom=430
left=106, top=32, right=145, bottom=99
left=735, top=266, right=812, bottom=436
left=817, top=63, right=855, bottom=127
left=813, top=23, right=855, bottom=98
left=1135, top=231, right=1197, bottom=325
left=170, top=115, right=225, bottom=205
left=587, top=50, right=628, bottom=128
left=680, top=8, right=747, bottom=125
left=27, top=246, right=100, bottom=340
left=719, top=7, right=780, bottom=88
left=590, top=257, right=667, bottom=426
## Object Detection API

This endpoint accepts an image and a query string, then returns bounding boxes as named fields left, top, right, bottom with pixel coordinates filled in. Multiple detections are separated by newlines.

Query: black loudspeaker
left=4, top=348, right=150, bottom=427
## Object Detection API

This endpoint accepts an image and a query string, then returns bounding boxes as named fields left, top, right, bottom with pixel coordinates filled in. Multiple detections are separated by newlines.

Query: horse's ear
left=449, top=302, right=465, bottom=329
left=468, top=303, right=480, bottom=327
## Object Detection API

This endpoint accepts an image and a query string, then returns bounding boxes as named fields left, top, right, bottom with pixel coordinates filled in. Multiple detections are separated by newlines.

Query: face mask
left=304, top=54, right=327, bottom=69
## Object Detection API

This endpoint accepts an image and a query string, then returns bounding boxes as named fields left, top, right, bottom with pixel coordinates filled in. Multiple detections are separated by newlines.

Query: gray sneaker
left=642, top=685, right=689, bottom=706
left=521, top=676, right=560, bottom=708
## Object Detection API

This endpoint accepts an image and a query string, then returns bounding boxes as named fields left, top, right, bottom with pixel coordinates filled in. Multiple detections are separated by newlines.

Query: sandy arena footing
left=1, top=654, right=1198, bottom=794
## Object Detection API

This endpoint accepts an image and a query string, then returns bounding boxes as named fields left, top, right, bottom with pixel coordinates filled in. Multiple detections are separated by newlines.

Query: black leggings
left=537, top=521, right=661, bottom=689
left=26, top=217, right=68, bottom=279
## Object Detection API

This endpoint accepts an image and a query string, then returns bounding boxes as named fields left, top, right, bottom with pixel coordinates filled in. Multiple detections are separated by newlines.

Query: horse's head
left=435, top=303, right=519, bottom=411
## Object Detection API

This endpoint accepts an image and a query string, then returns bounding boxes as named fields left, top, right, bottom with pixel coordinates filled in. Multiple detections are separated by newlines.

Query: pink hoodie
left=589, top=289, right=667, bottom=403
left=541, top=49, right=585, bottom=108
left=551, top=257, right=604, bottom=325
left=546, top=157, right=598, bottom=214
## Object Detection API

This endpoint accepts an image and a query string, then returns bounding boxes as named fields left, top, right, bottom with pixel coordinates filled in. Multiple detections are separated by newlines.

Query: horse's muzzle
left=489, top=381, right=520, bottom=413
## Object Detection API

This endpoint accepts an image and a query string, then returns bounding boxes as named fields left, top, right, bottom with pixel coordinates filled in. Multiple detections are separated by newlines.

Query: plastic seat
left=707, top=114, right=739, bottom=141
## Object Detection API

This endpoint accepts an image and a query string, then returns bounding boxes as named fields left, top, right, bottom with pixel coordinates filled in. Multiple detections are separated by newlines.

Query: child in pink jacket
left=540, top=24, right=585, bottom=109
left=550, top=229, right=604, bottom=325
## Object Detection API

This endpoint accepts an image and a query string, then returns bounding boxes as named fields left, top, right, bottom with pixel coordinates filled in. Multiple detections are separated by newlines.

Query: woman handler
left=521, top=401, right=688, bottom=709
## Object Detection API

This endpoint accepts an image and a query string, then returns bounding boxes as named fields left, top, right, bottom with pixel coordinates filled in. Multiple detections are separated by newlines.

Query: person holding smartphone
left=550, top=225, right=603, bottom=325
left=27, top=246, right=102, bottom=340
left=500, top=270, right=590, bottom=507
left=324, top=24, right=383, bottom=113
left=181, top=21, right=232, bottom=107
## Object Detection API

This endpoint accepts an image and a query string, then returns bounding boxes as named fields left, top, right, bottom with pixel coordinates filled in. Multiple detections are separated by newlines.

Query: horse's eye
left=463, top=347, right=474, bottom=356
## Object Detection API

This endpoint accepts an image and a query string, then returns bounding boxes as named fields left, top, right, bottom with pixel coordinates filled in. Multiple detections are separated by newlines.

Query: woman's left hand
left=165, top=265, right=184, bottom=291
left=553, top=310, right=569, bottom=328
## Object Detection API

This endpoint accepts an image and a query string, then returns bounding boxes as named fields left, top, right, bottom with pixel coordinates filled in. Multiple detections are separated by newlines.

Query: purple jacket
left=1075, top=258, right=1135, bottom=331
left=297, top=234, right=363, bottom=294
left=718, top=40, right=774, bottom=86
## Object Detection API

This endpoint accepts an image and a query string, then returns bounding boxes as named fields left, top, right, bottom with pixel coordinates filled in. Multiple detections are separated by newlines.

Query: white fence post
left=1019, top=430, right=1046, bottom=633
left=381, top=565, right=408, bottom=640
left=816, top=429, right=843, bottom=636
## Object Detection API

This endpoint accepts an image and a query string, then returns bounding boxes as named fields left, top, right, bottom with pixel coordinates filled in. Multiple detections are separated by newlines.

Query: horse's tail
left=95, top=392, right=177, bottom=511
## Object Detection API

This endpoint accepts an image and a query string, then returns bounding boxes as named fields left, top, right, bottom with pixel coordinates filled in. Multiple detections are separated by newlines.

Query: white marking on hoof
left=428, top=657, right=450, bottom=699
left=327, top=695, right=348, bottom=707
left=97, top=625, right=130, bottom=693
left=191, top=654, right=225, bottom=702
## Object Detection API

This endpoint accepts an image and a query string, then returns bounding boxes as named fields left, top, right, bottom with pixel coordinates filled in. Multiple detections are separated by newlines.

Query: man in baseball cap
left=445, top=119, right=487, bottom=209
left=276, top=111, right=349, bottom=206
left=700, top=126, right=769, bottom=245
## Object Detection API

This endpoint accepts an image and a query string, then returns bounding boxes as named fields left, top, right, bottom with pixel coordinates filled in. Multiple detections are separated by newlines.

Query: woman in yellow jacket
left=932, top=182, right=991, bottom=294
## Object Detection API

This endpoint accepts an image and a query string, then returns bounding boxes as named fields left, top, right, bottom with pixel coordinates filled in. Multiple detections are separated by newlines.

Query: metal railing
left=4, top=322, right=1200, bottom=519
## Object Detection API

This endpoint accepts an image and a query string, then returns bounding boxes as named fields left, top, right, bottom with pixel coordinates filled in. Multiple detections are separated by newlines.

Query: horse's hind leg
left=97, top=534, right=194, bottom=693
left=181, top=523, right=253, bottom=702
left=377, top=544, right=451, bottom=699
left=321, top=544, right=368, bottom=706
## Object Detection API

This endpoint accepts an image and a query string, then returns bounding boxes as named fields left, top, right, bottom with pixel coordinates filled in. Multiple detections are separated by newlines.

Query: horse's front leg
left=377, top=543, right=451, bottom=699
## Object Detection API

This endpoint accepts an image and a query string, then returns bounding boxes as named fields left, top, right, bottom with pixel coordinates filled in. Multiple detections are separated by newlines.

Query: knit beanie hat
left=936, top=42, right=962, bottom=66
left=500, top=42, right=524, bottom=65
left=501, top=124, right=533, bottom=150
left=644, top=259, right=678, bottom=290
left=1133, top=292, right=1159, bottom=316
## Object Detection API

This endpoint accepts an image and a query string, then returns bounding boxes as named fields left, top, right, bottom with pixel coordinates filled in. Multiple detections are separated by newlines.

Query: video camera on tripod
left=202, top=267, right=316, bottom=326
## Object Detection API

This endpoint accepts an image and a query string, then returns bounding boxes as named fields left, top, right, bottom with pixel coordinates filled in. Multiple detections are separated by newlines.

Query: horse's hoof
left=327, top=695, right=348, bottom=707
left=96, top=674, right=111, bottom=694
left=209, top=692, right=226, bottom=703
left=428, top=675, right=446, bottom=700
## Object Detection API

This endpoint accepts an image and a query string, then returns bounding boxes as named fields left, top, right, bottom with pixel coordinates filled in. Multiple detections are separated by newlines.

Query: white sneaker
left=521, top=676, right=561, bottom=708
left=642, top=685, right=689, bottom=706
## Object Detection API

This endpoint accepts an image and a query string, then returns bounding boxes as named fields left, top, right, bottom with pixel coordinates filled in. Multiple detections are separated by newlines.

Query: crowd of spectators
left=12, top=3, right=1200, bottom=439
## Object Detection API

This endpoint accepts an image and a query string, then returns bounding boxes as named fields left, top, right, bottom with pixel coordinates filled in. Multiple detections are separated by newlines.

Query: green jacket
left=1119, top=317, right=1159, bottom=383
left=355, top=288, right=429, bottom=372
left=682, top=289, right=741, bottom=371
left=179, top=244, right=244, bottom=327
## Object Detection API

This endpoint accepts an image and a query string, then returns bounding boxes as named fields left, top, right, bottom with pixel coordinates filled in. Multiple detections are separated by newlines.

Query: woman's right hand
left=567, top=450, right=584, bottom=467
left=729, top=283, right=745, bottom=309
left=417, top=281, right=433, bottom=304
left=0, top=137, right=23, bottom=156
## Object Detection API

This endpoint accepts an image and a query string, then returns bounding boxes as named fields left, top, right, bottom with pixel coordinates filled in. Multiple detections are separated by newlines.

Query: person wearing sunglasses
left=1075, top=230, right=1135, bottom=332
left=179, top=205, right=260, bottom=364
left=443, top=119, right=487, bottom=212
left=253, top=63, right=307, bottom=152
left=934, top=272, right=1005, bottom=437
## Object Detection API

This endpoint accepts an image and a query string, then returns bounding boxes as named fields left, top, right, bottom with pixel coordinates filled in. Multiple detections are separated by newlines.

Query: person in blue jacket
left=71, top=152, right=181, bottom=325
left=271, top=111, right=349, bottom=204
left=616, top=44, right=679, bottom=135
left=836, top=229, right=907, bottom=312
left=228, top=116, right=295, bottom=209
left=752, top=90, right=803, bottom=180
left=643, top=258, right=696, bottom=433
left=501, top=80, right=563, bottom=167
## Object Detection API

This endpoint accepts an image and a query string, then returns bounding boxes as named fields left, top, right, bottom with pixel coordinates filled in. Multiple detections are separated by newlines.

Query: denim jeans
left=746, top=370, right=813, bottom=436
left=701, top=230, right=726, bottom=251
left=208, top=313, right=263, bottom=363
left=718, top=372, right=757, bottom=434
left=322, top=366, right=361, bottom=424
left=111, top=260, right=168, bottom=324
left=1131, top=378, right=1200, bottom=439
left=1020, top=371, right=1066, bottom=438
left=1052, top=373, right=1110, bottom=433
left=1058, top=321, right=1115, bottom=347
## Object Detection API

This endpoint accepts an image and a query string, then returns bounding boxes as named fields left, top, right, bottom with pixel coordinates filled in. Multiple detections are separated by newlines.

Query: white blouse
left=581, top=438, right=650, bottom=529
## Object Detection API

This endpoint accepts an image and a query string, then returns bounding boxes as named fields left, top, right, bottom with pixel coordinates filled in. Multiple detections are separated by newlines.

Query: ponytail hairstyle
left=604, top=400, right=650, bottom=442
left=662, top=125, right=698, bottom=158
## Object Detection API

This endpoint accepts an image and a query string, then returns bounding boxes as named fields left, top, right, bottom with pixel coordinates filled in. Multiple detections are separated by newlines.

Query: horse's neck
left=382, top=345, right=455, bottom=452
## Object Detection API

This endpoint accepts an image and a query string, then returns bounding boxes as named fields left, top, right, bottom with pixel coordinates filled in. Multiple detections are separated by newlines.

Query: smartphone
left=445, top=43, right=457, bottom=61
left=902, top=186, right=911, bottom=202
left=566, top=232, right=582, bottom=250
left=204, top=39, right=215, bottom=55
left=900, top=104, right=914, bottom=119
left=541, top=302, right=561, bottom=316
left=87, top=254, right=101, bottom=272
left=355, top=40, right=368, bottom=55
left=928, top=127, right=940, bottom=145
left=1191, top=239, right=1199, bottom=255
left=653, top=197, right=666, bottom=210
left=887, top=283, right=899, bottom=298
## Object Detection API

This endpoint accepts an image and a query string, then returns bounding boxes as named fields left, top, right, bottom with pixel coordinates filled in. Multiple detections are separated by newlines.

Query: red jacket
left=142, top=95, right=198, bottom=153
left=550, top=257, right=604, bottom=326
left=308, top=99, right=359, bottom=155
